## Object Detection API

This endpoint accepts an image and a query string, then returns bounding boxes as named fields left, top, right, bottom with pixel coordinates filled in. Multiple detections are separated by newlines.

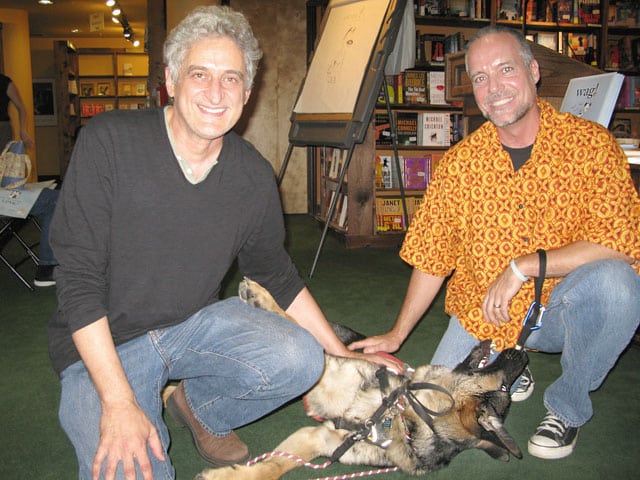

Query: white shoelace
left=536, top=414, right=567, bottom=436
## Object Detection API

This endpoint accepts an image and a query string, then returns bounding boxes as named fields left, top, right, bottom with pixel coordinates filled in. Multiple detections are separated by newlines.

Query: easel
left=278, top=0, right=408, bottom=277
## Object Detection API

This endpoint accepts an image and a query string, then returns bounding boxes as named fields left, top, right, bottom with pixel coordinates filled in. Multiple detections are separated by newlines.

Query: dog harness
left=325, top=366, right=456, bottom=463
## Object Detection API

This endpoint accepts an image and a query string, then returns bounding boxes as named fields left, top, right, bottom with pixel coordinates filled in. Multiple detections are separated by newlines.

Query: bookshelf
left=77, top=50, right=149, bottom=122
left=306, top=0, right=640, bottom=248
left=53, top=41, right=81, bottom=178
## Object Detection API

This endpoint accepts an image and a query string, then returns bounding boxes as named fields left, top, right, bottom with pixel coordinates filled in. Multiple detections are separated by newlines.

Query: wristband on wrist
left=510, top=258, right=530, bottom=282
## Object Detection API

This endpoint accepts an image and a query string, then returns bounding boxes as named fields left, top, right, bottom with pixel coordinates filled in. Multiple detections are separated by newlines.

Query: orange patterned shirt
left=400, top=99, right=640, bottom=351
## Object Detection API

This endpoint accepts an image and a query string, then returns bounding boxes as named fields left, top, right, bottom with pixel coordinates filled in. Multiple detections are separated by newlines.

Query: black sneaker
left=528, top=412, right=579, bottom=459
left=511, top=366, right=534, bottom=402
left=34, top=265, right=56, bottom=287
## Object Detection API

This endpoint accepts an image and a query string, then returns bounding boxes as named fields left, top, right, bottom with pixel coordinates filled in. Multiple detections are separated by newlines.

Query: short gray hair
left=163, top=5, right=263, bottom=90
left=465, top=26, right=534, bottom=74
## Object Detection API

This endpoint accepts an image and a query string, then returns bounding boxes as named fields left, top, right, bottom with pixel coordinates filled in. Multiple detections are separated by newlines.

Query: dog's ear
left=477, top=415, right=523, bottom=459
left=472, top=439, right=511, bottom=461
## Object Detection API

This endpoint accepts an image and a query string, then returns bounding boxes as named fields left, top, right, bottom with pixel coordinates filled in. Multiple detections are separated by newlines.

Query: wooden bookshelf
left=306, top=1, right=640, bottom=248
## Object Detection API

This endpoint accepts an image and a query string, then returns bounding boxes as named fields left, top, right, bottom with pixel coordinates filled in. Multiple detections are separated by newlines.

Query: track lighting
left=104, top=2, right=140, bottom=48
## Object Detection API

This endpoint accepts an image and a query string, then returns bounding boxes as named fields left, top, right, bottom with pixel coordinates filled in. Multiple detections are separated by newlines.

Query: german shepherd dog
left=193, top=278, right=528, bottom=480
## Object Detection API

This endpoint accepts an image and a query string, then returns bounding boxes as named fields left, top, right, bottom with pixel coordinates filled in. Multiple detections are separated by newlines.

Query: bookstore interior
left=307, top=0, right=640, bottom=249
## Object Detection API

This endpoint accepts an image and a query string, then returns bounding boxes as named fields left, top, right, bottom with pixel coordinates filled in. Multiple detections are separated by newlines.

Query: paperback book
left=418, top=112, right=451, bottom=147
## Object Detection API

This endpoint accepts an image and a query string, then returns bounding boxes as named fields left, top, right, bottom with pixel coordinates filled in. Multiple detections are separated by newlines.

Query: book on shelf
left=406, top=196, right=424, bottom=224
left=420, top=0, right=442, bottom=16
left=566, top=33, right=598, bottom=65
left=498, top=0, right=521, bottom=21
left=375, top=155, right=402, bottom=189
left=338, top=195, right=348, bottom=228
left=448, top=0, right=472, bottom=18
left=403, top=156, right=431, bottom=190
left=444, top=32, right=465, bottom=55
left=612, top=1, right=639, bottom=26
left=555, top=0, right=574, bottom=23
left=375, top=197, right=406, bottom=232
left=450, top=113, right=464, bottom=145
left=395, top=111, right=419, bottom=146
left=418, top=112, right=451, bottom=147
left=534, top=32, right=559, bottom=52
left=418, top=34, right=446, bottom=66
left=327, top=148, right=349, bottom=180
left=404, top=70, right=428, bottom=105
left=378, top=74, right=404, bottom=104
left=560, top=72, right=625, bottom=127
left=427, top=71, right=447, bottom=105
left=577, top=0, right=601, bottom=24
left=375, top=112, right=393, bottom=146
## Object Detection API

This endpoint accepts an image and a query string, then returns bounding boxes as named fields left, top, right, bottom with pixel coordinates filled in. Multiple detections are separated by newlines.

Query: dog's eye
left=500, top=384, right=508, bottom=392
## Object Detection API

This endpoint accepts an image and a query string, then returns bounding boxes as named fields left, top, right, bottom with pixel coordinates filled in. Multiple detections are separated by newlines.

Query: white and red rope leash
left=245, top=450, right=400, bottom=478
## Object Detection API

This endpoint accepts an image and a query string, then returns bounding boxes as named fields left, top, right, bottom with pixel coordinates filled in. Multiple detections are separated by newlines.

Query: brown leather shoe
left=166, top=381, right=250, bottom=466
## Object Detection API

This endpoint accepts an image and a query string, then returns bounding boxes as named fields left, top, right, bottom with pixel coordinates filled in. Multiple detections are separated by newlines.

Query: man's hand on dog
left=347, top=332, right=405, bottom=373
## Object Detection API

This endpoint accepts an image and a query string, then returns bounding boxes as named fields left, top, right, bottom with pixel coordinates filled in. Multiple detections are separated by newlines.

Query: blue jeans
left=431, top=259, right=640, bottom=428
left=58, top=297, right=325, bottom=480
left=30, top=188, right=58, bottom=265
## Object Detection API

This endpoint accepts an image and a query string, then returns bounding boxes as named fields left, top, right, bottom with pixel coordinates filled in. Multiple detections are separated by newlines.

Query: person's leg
left=158, top=297, right=325, bottom=435
left=29, top=188, right=58, bottom=265
left=58, top=335, right=175, bottom=480
left=526, top=259, right=640, bottom=426
left=525, top=259, right=640, bottom=459
left=430, top=316, right=481, bottom=368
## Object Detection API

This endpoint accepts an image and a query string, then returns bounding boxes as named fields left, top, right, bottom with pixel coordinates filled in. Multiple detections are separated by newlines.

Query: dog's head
left=402, top=340, right=527, bottom=473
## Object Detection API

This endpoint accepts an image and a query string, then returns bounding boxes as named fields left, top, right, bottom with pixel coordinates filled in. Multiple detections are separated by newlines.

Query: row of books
left=415, top=1, right=489, bottom=18
left=415, top=1, right=638, bottom=26
left=417, top=32, right=465, bottom=67
left=516, top=0, right=602, bottom=24
left=516, top=0, right=639, bottom=26
left=607, top=36, right=640, bottom=71
left=379, top=70, right=448, bottom=106
left=323, top=189, right=348, bottom=230
left=375, top=153, right=440, bottom=190
left=375, top=111, right=464, bottom=147
left=528, top=31, right=599, bottom=66
left=375, top=196, right=423, bottom=233
left=616, top=75, right=640, bottom=109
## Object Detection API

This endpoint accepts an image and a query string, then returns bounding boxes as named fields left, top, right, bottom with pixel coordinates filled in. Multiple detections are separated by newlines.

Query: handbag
left=0, top=141, right=32, bottom=190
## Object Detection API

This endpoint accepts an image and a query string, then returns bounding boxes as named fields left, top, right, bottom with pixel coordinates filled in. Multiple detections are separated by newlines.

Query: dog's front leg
left=195, top=424, right=348, bottom=480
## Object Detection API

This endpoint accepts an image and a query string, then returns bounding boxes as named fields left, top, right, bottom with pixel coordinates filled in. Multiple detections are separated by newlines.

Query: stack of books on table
left=617, top=138, right=640, bottom=166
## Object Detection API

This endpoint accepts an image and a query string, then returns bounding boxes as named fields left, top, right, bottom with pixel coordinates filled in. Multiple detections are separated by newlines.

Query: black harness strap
left=516, top=249, right=547, bottom=349
left=405, top=381, right=455, bottom=431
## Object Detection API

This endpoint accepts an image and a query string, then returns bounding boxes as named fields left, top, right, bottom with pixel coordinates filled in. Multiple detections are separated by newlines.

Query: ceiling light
left=112, top=7, right=121, bottom=16
left=132, top=39, right=140, bottom=48
left=112, top=16, right=120, bottom=24
left=38, top=0, right=54, bottom=5
left=106, top=0, right=116, bottom=7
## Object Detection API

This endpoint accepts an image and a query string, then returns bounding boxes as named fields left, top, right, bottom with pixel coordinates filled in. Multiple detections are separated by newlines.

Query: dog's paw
left=239, top=277, right=281, bottom=312
left=238, top=277, right=266, bottom=308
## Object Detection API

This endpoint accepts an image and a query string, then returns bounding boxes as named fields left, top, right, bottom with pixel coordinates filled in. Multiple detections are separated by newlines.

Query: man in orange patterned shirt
left=351, top=26, right=640, bottom=460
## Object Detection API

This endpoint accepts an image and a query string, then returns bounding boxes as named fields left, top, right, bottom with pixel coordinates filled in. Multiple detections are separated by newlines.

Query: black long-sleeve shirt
left=48, top=108, right=304, bottom=375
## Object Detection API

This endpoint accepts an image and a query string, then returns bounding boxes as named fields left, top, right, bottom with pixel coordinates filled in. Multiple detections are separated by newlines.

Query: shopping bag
left=0, top=141, right=32, bottom=190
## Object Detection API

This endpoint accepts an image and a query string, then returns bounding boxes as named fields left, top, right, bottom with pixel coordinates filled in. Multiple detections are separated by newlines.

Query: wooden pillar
left=146, top=0, right=167, bottom=106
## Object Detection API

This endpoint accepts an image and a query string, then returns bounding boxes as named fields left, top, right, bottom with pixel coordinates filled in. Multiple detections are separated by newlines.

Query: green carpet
left=1, top=214, right=638, bottom=479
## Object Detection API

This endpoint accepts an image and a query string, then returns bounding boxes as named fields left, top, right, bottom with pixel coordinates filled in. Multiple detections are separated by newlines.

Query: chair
left=0, top=216, right=40, bottom=291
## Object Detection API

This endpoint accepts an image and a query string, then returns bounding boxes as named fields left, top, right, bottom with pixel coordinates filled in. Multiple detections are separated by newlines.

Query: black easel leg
left=309, top=142, right=356, bottom=278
